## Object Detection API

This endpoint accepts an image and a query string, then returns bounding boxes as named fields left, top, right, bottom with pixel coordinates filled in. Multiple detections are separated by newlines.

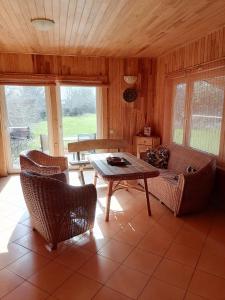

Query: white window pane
left=172, top=83, right=186, bottom=144
left=190, top=78, right=224, bottom=155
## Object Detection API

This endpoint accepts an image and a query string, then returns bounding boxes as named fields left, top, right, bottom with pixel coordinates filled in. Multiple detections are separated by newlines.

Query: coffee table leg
left=105, top=181, right=113, bottom=222
left=144, top=178, right=151, bottom=216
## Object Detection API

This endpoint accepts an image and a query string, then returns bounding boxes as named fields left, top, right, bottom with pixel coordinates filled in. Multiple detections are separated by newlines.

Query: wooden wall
left=0, top=53, right=155, bottom=174
left=154, top=25, right=225, bottom=142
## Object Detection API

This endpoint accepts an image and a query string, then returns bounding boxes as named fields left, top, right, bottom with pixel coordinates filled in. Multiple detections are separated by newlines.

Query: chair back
left=20, top=171, right=66, bottom=242
left=68, top=138, right=129, bottom=153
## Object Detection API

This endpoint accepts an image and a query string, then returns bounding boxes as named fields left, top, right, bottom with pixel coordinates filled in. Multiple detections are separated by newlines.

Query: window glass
left=172, top=83, right=186, bottom=144
left=190, top=78, right=225, bottom=155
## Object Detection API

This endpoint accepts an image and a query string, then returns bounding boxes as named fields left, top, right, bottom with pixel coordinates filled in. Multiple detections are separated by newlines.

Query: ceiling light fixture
left=31, top=18, right=55, bottom=31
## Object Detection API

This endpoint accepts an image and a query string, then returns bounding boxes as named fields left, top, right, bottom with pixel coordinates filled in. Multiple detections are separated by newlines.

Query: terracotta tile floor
left=0, top=171, right=225, bottom=299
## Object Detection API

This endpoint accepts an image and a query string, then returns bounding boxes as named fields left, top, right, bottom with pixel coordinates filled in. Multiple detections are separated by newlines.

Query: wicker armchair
left=20, top=150, right=68, bottom=181
left=20, top=171, right=97, bottom=250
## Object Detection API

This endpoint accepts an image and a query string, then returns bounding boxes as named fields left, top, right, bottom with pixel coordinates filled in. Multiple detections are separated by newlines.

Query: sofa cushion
left=146, top=146, right=169, bottom=169
left=159, top=169, right=179, bottom=186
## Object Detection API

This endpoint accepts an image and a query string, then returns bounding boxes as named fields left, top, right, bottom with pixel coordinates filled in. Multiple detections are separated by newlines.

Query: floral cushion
left=146, top=146, right=169, bottom=169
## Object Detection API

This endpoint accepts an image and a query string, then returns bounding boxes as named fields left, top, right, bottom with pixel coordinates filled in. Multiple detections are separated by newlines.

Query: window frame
left=171, top=68, right=225, bottom=160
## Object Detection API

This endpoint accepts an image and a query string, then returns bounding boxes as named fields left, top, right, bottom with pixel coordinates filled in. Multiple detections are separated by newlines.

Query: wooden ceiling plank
left=83, top=0, right=110, bottom=46
left=79, top=0, right=103, bottom=54
left=68, top=0, right=86, bottom=54
left=72, top=0, right=94, bottom=53
left=43, top=0, right=54, bottom=53
left=58, top=0, right=70, bottom=54
left=0, top=0, right=27, bottom=52
left=63, top=0, right=77, bottom=51
left=13, top=0, right=40, bottom=53
left=90, top=0, right=129, bottom=56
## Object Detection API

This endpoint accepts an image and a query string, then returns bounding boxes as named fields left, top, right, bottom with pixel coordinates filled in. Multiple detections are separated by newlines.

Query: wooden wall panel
left=107, top=57, right=155, bottom=152
left=0, top=53, right=155, bottom=175
left=154, top=26, right=225, bottom=143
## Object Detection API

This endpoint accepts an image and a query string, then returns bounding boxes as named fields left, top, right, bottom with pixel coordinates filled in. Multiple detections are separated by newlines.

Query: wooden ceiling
left=0, top=0, right=225, bottom=57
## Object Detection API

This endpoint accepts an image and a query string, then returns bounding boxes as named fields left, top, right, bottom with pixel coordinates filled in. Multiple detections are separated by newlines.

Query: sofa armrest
left=175, top=160, right=216, bottom=215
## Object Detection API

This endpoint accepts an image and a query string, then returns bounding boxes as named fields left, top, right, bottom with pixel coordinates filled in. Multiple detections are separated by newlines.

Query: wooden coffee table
left=89, top=152, right=159, bottom=221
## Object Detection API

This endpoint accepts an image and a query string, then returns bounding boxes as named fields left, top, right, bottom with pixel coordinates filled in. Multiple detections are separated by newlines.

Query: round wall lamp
left=31, top=18, right=55, bottom=31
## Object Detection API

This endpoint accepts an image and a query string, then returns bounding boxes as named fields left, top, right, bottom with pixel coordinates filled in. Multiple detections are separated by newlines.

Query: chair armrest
left=20, top=155, right=61, bottom=175
left=46, top=172, right=67, bottom=183
left=62, top=184, right=97, bottom=220
left=37, top=152, right=68, bottom=172
left=49, top=156, right=68, bottom=172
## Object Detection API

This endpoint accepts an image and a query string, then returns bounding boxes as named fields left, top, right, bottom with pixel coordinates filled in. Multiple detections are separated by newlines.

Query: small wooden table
left=89, top=152, right=159, bottom=221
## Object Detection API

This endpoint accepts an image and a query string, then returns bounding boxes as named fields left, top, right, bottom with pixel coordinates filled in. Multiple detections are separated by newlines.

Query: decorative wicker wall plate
left=123, top=88, right=138, bottom=102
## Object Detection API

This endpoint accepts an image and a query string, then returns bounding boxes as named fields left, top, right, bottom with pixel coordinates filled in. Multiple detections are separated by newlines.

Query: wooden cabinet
left=134, top=136, right=160, bottom=158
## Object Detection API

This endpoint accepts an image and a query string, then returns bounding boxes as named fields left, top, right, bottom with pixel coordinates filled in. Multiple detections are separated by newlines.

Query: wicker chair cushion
left=146, top=146, right=169, bottom=169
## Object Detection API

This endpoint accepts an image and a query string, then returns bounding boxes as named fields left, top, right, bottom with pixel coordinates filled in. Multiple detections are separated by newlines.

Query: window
left=172, top=83, right=186, bottom=145
left=4, top=86, right=49, bottom=170
left=172, top=72, right=225, bottom=156
left=60, top=86, right=97, bottom=159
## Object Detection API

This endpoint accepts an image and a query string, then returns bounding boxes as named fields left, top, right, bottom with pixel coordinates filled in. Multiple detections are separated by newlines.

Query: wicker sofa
left=144, top=144, right=216, bottom=216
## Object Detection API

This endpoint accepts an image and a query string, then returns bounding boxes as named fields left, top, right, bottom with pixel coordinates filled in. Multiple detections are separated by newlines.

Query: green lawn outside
left=12, top=114, right=96, bottom=160
left=174, top=128, right=220, bottom=155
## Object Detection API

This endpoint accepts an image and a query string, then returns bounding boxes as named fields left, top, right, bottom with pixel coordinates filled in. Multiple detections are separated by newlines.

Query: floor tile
left=0, top=224, right=31, bottom=244
left=95, top=218, right=125, bottom=238
left=2, top=281, right=49, bottom=300
left=7, top=252, right=50, bottom=279
left=0, top=242, right=30, bottom=269
left=137, top=230, right=172, bottom=256
left=154, top=258, right=194, bottom=289
left=189, top=270, right=225, bottom=299
left=53, top=272, right=102, bottom=300
left=56, top=245, right=93, bottom=270
left=166, top=243, right=200, bottom=267
left=15, top=233, right=70, bottom=258
left=158, top=214, right=183, bottom=236
left=174, top=227, right=205, bottom=251
left=93, top=286, right=131, bottom=300
left=78, top=254, right=119, bottom=283
left=184, top=292, right=205, bottom=299
left=0, top=269, right=24, bottom=298
left=28, top=261, right=73, bottom=293
left=127, top=214, right=157, bottom=234
left=197, top=237, right=225, bottom=279
left=106, top=265, right=149, bottom=299
left=113, top=224, right=145, bottom=246
left=98, top=239, right=133, bottom=263
left=183, top=214, right=212, bottom=236
left=139, top=278, right=185, bottom=300
left=74, top=232, right=109, bottom=253
left=123, top=248, right=161, bottom=275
